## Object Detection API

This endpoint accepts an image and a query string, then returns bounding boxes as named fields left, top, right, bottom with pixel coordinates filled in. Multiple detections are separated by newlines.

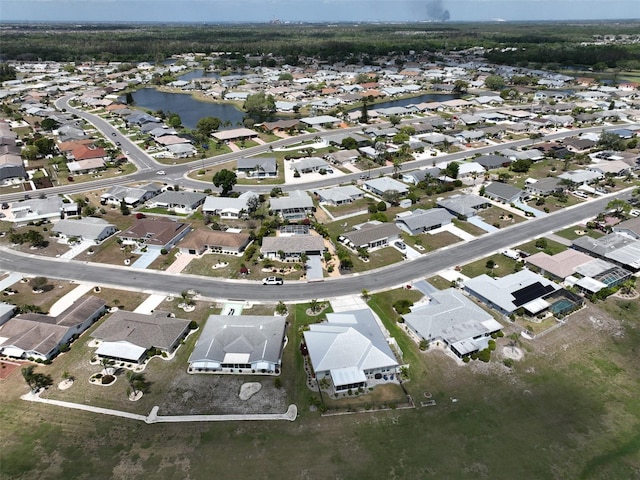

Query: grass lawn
left=426, top=275, right=454, bottom=290
left=460, top=253, right=519, bottom=279
left=517, top=237, right=568, bottom=256
left=479, top=205, right=526, bottom=229
left=1, top=278, right=77, bottom=313
left=183, top=253, right=307, bottom=281
left=452, top=218, right=486, bottom=236
left=1, top=290, right=640, bottom=479
left=409, top=230, right=461, bottom=252
left=323, top=197, right=371, bottom=217
left=349, top=247, right=406, bottom=274
left=554, top=225, right=605, bottom=241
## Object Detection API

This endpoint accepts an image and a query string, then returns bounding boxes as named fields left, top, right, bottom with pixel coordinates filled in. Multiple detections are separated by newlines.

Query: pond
left=354, top=92, right=460, bottom=111
left=127, top=88, right=246, bottom=130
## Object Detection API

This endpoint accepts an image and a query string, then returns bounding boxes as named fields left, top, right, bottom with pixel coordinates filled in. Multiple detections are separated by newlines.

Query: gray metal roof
left=343, top=222, right=402, bottom=248
left=484, top=182, right=524, bottom=202
left=437, top=194, right=488, bottom=217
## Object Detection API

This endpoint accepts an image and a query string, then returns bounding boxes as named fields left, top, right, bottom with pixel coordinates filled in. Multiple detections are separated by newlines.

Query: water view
left=128, top=88, right=246, bottom=130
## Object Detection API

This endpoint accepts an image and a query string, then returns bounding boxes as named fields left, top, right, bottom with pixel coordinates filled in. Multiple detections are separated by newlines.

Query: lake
left=128, top=88, right=246, bottom=130
left=357, top=93, right=459, bottom=111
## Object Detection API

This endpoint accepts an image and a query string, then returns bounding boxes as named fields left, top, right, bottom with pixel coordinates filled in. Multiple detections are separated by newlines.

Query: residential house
left=212, top=128, right=259, bottom=143
left=202, top=191, right=259, bottom=219
left=261, top=235, right=325, bottom=260
left=52, top=217, right=117, bottom=243
left=188, top=315, right=287, bottom=374
left=166, top=143, right=197, bottom=158
left=464, top=269, right=562, bottom=316
left=303, top=309, right=400, bottom=393
left=237, top=157, right=277, bottom=178
left=326, top=149, right=360, bottom=165
left=402, top=167, right=440, bottom=185
left=270, top=190, right=314, bottom=221
left=118, top=218, right=191, bottom=251
left=612, top=217, right=640, bottom=240
left=314, top=185, right=364, bottom=206
left=395, top=208, right=454, bottom=235
left=475, top=154, right=511, bottom=170
left=403, top=288, right=502, bottom=358
left=100, top=183, right=162, bottom=207
left=91, top=310, right=191, bottom=364
left=483, top=182, right=525, bottom=204
left=437, top=194, right=490, bottom=219
left=8, top=197, right=79, bottom=225
left=558, top=169, right=603, bottom=186
left=147, top=190, right=206, bottom=214
left=179, top=228, right=251, bottom=256
left=525, top=177, right=564, bottom=197
left=362, top=177, right=409, bottom=197
left=291, top=157, right=330, bottom=174
left=572, top=233, right=640, bottom=272
left=525, top=249, right=594, bottom=281
left=0, top=296, right=106, bottom=361
left=342, top=221, right=402, bottom=250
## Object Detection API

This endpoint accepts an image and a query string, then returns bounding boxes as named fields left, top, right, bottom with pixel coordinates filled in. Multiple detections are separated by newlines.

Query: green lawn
left=460, top=253, right=519, bottom=279
left=517, top=238, right=568, bottom=256
left=555, top=226, right=605, bottom=241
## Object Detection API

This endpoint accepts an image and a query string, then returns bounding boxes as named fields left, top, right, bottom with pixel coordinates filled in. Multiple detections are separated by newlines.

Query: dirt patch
left=157, top=373, right=287, bottom=415
left=0, top=359, right=25, bottom=380
left=502, top=346, right=524, bottom=361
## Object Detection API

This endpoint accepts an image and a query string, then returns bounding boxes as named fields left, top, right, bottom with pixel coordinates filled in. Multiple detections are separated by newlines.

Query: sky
left=1, top=0, right=638, bottom=23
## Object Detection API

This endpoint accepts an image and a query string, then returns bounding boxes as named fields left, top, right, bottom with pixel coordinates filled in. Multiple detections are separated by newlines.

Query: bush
left=189, top=320, right=198, bottom=330
left=376, top=201, right=387, bottom=212
left=463, top=356, right=470, bottom=363
left=160, top=248, right=168, bottom=255
left=488, top=339, right=496, bottom=351
left=478, top=349, right=491, bottom=362
left=503, top=358, right=514, bottom=368
left=419, top=339, right=429, bottom=351
left=393, top=299, right=413, bottom=315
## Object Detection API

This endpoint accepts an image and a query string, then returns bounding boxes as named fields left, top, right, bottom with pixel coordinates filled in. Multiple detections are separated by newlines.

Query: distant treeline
left=1, top=22, right=639, bottom=70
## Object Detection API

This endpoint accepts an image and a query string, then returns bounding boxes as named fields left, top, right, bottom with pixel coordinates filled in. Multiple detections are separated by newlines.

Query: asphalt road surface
left=2, top=190, right=631, bottom=302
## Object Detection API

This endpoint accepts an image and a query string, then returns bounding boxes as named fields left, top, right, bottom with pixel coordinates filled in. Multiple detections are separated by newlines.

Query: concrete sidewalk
left=22, top=390, right=297, bottom=423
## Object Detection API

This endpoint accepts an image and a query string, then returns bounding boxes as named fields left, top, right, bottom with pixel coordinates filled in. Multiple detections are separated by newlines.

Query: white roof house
left=52, top=217, right=117, bottom=243
left=188, top=315, right=287, bottom=374
left=303, top=309, right=400, bottom=392
left=464, top=269, right=561, bottom=316
left=202, top=191, right=258, bottom=219
left=403, top=288, right=502, bottom=358
left=363, top=177, right=409, bottom=197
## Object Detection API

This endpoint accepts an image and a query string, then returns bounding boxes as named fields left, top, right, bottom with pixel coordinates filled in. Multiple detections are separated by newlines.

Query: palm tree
left=392, top=158, right=403, bottom=177
left=309, top=299, right=320, bottom=314
left=126, top=371, right=147, bottom=397
left=361, top=289, right=370, bottom=301
left=100, top=357, right=115, bottom=375
left=21, top=365, right=53, bottom=393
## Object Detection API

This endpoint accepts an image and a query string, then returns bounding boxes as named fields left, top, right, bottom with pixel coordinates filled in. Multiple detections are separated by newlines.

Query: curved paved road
left=2, top=190, right=631, bottom=302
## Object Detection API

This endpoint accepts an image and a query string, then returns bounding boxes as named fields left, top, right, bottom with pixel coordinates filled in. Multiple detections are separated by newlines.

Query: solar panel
left=512, top=282, right=556, bottom=307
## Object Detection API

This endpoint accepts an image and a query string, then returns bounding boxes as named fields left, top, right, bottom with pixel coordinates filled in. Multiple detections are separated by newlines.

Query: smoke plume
left=426, top=0, right=450, bottom=21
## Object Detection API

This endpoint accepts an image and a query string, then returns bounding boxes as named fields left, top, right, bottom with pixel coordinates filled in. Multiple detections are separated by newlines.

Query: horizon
left=2, top=0, right=638, bottom=24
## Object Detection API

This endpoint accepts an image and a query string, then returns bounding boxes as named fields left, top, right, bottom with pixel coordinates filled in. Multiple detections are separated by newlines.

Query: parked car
left=262, top=276, right=283, bottom=285
left=156, top=170, right=166, bottom=175
left=394, top=241, right=407, bottom=250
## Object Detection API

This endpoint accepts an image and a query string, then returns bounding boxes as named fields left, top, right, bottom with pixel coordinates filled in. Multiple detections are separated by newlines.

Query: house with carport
left=100, top=183, right=162, bottom=207
left=90, top=310, right=191, bottom=364
left=303, top=309, right=400, bottom=393
left=118, top=218, right=191, bottom=251
left=237, top=157, right=277, bottom=178
left=483, top=182, right=526, bottom=204
left=437, top=194, right=490, bottom=220
left=261, top=234, right=325, bottom=260
left=188, top=315, right=287, bottom=375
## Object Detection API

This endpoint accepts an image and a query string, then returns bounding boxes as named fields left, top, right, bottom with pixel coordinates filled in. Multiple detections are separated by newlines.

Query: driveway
left=467, top=215, right=499, bottom=233
left=130, top=249, right=162, bottom=269
left=58, top=240, right=94, bottom=260
left=514, top=200, right=547, bottom=218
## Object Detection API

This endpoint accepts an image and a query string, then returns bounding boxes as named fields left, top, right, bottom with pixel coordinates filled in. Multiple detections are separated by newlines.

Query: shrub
left=160, top=248, right=168, bottom=255
left=463, top=356, right=470, bottom=363
left=376, top=201, right=387, bottom=212
left=478, top=349, right=491, bottom=362
left=503, top=358, right=514, bottom=368
left=488, top=339, right=496, bottom=351
left=392, top=299, right=413, bottom=315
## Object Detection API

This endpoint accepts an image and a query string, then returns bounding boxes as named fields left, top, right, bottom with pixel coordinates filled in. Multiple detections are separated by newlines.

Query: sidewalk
left=22, top=390, right=297, bottom=423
